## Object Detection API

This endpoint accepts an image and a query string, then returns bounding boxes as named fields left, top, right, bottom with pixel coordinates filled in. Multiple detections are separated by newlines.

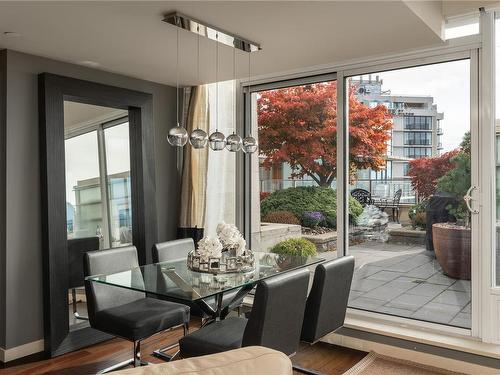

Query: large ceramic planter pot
left=432, top=223, right=471, bottom=280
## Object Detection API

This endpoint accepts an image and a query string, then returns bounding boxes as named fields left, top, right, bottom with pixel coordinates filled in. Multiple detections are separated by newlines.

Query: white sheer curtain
left=204, top=80, right=237, bottom=236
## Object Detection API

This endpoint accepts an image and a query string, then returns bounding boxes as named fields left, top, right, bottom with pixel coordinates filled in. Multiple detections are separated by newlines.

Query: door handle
left=463, top=185, right=479, bottom=214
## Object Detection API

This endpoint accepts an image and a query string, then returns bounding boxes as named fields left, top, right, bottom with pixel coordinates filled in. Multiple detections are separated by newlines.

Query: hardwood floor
left=1, top=320, right=367, bottom=375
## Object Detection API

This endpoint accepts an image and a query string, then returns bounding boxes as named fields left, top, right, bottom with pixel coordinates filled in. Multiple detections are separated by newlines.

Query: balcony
left=404, top=140, right=432, bottom=146
left=260, top=178, right=417, bottom=204
left=437, top=127, right=443, bottom=135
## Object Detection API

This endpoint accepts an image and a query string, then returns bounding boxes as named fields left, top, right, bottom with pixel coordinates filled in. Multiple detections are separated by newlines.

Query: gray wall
left=0, top=50, right=6, bottom=350
left=2, top=50, right=179, bottom=349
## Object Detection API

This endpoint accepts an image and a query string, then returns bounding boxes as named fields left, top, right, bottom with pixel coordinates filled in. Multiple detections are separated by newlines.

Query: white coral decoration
left=235, top=237, right=246, bottom=257
left=216, top=222, right=243, bottom=247
left=197, top=236, right=223, bottom=259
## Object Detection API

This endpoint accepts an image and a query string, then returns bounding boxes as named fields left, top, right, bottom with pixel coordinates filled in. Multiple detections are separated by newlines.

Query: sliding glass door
left=345, top=59, right=473, bottom=329
left=245, top=51, right=480, bottom=332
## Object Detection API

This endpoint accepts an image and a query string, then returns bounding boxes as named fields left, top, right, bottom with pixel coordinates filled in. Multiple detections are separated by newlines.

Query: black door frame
left=39, top=73, right=157, bottom=357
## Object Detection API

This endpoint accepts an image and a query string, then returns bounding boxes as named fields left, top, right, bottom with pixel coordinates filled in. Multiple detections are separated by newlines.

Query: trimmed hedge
left=260, top=186, right=362, bottom=228
left=262, top=210, right=301, bottom=225
left=271, top=238, right=318, bottom=257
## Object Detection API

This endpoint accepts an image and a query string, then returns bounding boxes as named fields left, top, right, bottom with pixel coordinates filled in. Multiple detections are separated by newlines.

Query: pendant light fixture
left=242, top=52, right=258, bottom=154
left=226, top=47, right=242, bottom=152
left=208, top=32, right=226, bottom=151
left=163, top=12, right=261, bottom=152
left=167, top=27, right=188, bottom=147
left=189, top=25, right=208, bottom=149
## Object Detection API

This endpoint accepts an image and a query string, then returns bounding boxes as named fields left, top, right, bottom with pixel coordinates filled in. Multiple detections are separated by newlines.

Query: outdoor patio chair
left=293, top=256, right=355, bottom=375
left=350, top=188, right=374, bottom=207
left=178, top=268, right=310, bottom=359
left=377, top=189, right=403, bottom=223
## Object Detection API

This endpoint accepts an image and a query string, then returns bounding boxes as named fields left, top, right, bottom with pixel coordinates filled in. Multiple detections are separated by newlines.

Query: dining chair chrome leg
left=152, top=322, right=188, bottom=362
left=134, top=340, right=141, bottom=367
left=96, top=358, right=135, bottom=374
left=292, top=364, right=326, bottom=375
left=96, top=340, right=150, bottom=373
left=73, top=312, right=89, bottom=321
left=72, top=288, right=77, bottom=314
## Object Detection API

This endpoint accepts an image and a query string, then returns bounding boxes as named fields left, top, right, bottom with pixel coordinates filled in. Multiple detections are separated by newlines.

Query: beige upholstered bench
left=112, top=346, right=293, bottom=375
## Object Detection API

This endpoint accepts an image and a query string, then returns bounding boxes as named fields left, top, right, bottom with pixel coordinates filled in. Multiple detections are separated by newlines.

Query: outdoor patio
left=347, top=242, right=471, bottom=328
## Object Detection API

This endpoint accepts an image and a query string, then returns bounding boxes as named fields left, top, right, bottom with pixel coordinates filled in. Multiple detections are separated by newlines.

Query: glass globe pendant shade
left=242, top=135, right=258, bottom=154
left=226, top=133, right=242, bottom=152
left=209, top=131, right=226, bottom=151
left=189, top=128, right=208, bottom=149
left=167, top=125, right=188, bottom=147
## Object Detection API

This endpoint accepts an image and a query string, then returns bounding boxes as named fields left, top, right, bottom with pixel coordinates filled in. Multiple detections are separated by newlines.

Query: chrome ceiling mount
left=163, top=12, right=261, bottom=52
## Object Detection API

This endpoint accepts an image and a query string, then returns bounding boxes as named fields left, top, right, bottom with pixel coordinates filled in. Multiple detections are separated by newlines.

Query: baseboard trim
left=0, top=339, right=44, bottom=363
left=324, top=331, right=500, bottom=374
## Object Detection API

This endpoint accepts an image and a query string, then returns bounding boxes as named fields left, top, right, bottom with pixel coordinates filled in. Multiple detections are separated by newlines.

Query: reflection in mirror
left=63, top=101, right=130, bottom=331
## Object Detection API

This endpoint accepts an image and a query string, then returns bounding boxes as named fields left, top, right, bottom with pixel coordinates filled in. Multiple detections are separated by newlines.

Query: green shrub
left=260, top=186, right=362, bottom=228
left=262, top=210, right=301, bottom=225
left=436, top=152, right=471, bottom=225
left=409, top=200, right=428, bottom=229
left=271, top=238, right=318, bottom=257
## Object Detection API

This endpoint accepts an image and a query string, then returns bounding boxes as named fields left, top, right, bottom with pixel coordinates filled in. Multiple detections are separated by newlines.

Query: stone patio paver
left=376, top=305, right=414, bottom=318
left=427, top=273, right=457, bottom=286
left=348, top=242, right=471, bottom=328
left=366, top=270, right=404, bottom=282
left=432, top=290, right=470, bottom=308
left=385, top=293, right=434, bottom=311
left=450, top=312, right=471, bottom=327
left=410, top=302, right=463, bottom=324
left=349, top=297, right=386, bottom=310
left=406, top=282, right=449, bottom=298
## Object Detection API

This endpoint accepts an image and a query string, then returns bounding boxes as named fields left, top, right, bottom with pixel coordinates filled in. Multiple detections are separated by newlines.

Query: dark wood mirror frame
left=38, top=73, right=158, bottom=357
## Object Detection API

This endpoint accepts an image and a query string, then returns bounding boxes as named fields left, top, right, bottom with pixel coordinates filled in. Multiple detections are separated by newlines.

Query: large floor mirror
left=39, top=73, right=157, bottom=357
left=64, top=102, right=130, bottom=332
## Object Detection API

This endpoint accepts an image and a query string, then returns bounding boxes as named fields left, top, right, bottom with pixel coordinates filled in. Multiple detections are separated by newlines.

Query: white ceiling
left=64, top=101, right=127, bottom=132
left=0, top=1, right=488, bottom=87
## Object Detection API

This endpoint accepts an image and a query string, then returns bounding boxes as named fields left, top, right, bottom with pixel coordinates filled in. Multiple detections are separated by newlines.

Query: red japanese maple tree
left=407, top=149, right=460, bottom=198
left=257, top=82, right=393, bottom=186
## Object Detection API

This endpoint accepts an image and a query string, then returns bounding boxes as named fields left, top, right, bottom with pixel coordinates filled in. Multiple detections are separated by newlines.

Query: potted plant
left=408, top=199, right=428, bottom=230
left=432, top=138, right=471, bottom=280
left=271, top=238, right=317, bottom=269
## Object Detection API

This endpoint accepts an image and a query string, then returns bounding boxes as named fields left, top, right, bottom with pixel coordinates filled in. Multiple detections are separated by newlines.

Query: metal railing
left=352, top=178, right=416, bottom=204
left=260, top=178, right=417, bottom=204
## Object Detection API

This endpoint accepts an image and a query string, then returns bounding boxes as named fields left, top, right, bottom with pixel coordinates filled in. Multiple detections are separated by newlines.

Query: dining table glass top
left=86, top=251, right=325, bottom=301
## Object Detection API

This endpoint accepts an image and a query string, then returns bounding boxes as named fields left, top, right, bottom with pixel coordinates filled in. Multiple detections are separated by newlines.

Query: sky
left=360, top=59, right=471, bottom=153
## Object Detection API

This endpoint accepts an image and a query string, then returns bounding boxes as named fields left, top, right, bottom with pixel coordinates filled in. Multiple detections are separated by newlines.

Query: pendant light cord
left=247, top=51, right=251, bottom=136
left=176, top=27, right=180, bottom=127
left=233, top=44, right=236, bottom=134
left=197, top=25, right=200, bottom=85
left=216, top=32, right=219, bottom=132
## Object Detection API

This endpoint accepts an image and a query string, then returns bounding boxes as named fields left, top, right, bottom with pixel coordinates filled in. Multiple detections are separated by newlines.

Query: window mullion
left=97, top=125, right=111, bottom=249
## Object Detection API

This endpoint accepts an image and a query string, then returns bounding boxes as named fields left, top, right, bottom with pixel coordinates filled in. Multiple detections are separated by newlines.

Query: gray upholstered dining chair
left=293, top=256, right=355, bottom=375
left=178, top=267, right=310, bottom=358
left=84, top=246, right=190, bottom=374
left=152, top=238, right=245, bottom=320
left=68, top=236, right=99, bottom=321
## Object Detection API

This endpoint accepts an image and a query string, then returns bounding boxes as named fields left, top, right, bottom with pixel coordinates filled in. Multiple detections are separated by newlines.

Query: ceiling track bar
left=163, top=12, right=261, bottom=53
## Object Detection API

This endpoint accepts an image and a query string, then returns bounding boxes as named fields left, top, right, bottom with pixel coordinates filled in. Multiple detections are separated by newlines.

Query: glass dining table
left=86, top=251, right=325, bottom=323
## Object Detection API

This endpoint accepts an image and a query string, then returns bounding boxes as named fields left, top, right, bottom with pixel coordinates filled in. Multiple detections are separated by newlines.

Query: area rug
left=342, top=352, right=465, bottom=375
